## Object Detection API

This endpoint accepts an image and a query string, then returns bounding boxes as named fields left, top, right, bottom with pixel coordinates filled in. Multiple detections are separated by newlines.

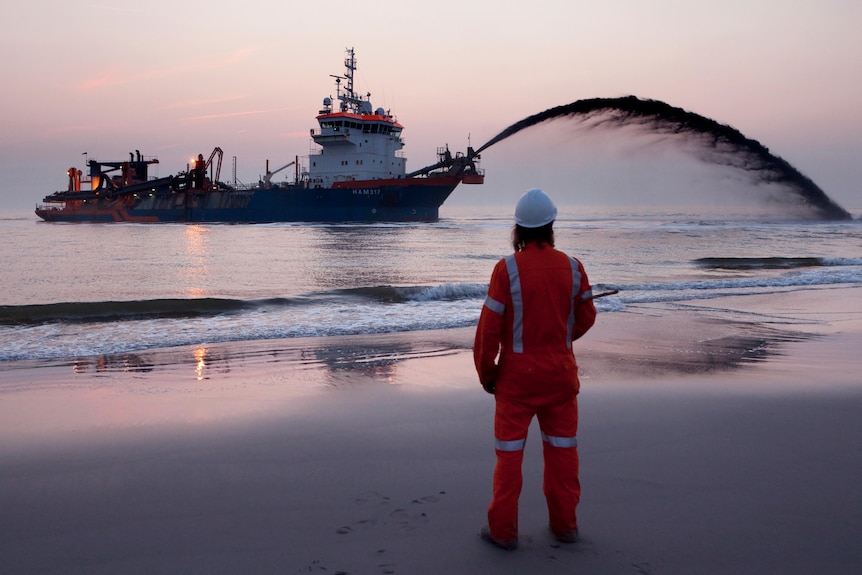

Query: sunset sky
left=2, top=0, right=861, bottom=212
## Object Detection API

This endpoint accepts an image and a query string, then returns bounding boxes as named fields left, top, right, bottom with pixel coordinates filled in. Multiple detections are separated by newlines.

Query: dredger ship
left=35, top=49, right=483, bottom=223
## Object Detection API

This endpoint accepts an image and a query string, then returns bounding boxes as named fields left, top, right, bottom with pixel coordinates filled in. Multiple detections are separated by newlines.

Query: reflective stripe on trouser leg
left=541, top=432, right=577, bottom=448
left=495, top=438, right=526, bottom=451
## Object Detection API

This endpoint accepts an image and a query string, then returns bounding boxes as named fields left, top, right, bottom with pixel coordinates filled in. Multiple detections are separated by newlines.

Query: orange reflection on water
left=182, top=225, right=210, bottom=297
left=194, top=346, right=208, bottom=380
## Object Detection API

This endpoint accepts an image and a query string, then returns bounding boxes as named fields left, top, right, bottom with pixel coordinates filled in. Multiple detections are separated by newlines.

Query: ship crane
left=205, top=147, right=224, bottom=182
left=262, top=160, right=296, bottom=188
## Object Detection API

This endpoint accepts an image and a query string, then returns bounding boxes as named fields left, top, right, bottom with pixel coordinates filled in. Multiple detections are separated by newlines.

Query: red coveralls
left=474, top=241, right=596, bottom=542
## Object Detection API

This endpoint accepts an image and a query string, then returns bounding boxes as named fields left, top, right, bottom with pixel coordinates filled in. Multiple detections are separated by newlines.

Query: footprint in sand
left=335, top=490, right=446, bottom=534
left=387, top=507, right=428, bottom=530
left=295, top=559, right=350, bottom=574
left=336, top=518, right=377, bottom=534
left=354, top=490, right=391, bottom=506
left=388, top=493, right=447, bottom=530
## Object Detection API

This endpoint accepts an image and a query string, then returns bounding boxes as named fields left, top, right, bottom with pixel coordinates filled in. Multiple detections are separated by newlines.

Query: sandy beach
left=2, top=288, right=861, bottom=574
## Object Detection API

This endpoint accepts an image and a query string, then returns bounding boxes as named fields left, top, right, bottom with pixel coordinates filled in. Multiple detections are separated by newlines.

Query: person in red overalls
left=474, top=188, right=597, bottom=550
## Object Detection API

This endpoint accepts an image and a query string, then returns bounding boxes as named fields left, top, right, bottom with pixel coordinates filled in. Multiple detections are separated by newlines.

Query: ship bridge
left=307, top=49, right=407, bottom=188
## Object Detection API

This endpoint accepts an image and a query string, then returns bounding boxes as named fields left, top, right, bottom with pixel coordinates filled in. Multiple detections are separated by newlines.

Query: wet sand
left=1, top=288, right=861, bottom=574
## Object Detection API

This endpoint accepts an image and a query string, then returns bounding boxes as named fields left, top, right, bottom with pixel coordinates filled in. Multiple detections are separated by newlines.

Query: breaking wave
left=0, top=283, right=490, bottom=326
left=603, top=265, right=862, bottom=304
left=694, top=256, right=862, bottom=270
left=1, top=298, right=270, bottom=326
left=2, top=262, right=858, bottom=363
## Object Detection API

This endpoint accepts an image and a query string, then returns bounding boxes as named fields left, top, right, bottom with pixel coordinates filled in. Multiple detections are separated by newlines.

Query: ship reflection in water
left=64, top=333, right=468, bottom=390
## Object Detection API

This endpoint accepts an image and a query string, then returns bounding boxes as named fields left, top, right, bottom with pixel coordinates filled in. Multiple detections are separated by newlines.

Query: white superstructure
left=308, top=48, right=407, bottom=188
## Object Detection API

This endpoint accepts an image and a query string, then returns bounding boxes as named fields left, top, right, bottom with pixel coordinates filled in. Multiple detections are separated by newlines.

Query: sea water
left=1, top=205, right=860, bottom=365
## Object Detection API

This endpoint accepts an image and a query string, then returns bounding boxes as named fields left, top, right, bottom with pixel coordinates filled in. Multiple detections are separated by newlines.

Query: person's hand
left=482, top=379, right=496, bottom=395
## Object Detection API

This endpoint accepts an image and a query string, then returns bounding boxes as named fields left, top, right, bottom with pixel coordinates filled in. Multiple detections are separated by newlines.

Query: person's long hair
left=512, top=222, right=555, bottom=251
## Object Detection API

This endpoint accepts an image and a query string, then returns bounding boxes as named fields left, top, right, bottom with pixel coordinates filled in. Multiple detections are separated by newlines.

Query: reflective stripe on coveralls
left=503, top=255, right=524, bottom=352
left=496, top=434, right=577, bottom=452
left=564, top=257, right=582, bottom=349
left=484, top=295, right=505, bottom=315
left=495, top=438, right=527, bottom=452
left=503, top=254, right=583, bottom=353
left=541, top=432, right=578, bottom=448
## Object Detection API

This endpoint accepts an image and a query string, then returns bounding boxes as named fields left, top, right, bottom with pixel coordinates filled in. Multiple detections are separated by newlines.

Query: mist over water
left=476, top=96, right=852, bottom=220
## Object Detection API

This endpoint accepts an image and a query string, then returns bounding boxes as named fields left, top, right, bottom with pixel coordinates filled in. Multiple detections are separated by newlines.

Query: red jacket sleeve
left=473, top=259, right=509, bottom=387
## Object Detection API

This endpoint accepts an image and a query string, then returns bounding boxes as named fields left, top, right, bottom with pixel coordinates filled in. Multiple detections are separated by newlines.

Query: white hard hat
left=514, top=188, right=557, bottom=228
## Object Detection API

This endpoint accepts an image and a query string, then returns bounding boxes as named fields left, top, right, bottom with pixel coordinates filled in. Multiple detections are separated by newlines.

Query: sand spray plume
left=474, top=96, right=852, bottom=220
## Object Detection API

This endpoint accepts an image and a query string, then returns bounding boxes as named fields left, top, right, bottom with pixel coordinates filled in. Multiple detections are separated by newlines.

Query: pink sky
left=2, top=0, right=860, bottom=212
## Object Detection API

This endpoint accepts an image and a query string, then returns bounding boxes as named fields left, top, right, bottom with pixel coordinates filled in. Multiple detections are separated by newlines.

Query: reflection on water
left=73, top=354, right=154, bottom=374
left=67, top=345, right=235, bottom=381
left=0, top=337, right=471, bottom=444
left=182, top=225, right=210, bottom=298
left=52, top=331, right=471, bottom=388
left=195, top=346, right=207, bottom=380
left=191, top=345, right=232, bottom=380
left=305, top=225, right=410, bottom=289
left=37, top=311, right=812, bottom=387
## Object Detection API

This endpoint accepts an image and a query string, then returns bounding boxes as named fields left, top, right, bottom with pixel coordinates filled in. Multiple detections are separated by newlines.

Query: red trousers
left=488, top=395, right=580, bottom=541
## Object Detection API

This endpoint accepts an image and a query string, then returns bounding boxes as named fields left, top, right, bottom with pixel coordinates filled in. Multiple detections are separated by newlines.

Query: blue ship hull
left=36, top=178, right=465, bottom=223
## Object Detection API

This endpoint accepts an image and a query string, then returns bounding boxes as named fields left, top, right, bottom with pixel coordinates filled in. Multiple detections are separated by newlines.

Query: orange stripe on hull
left=331, top=176, right=461, bottom=189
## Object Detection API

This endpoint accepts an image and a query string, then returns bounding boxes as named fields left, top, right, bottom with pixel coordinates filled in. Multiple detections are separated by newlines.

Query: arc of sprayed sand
left=475, top=96, right=851, bottom=221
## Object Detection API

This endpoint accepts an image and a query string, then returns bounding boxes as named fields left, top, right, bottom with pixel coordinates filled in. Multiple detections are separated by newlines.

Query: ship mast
left=332, top=47, right=369, bottom=114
